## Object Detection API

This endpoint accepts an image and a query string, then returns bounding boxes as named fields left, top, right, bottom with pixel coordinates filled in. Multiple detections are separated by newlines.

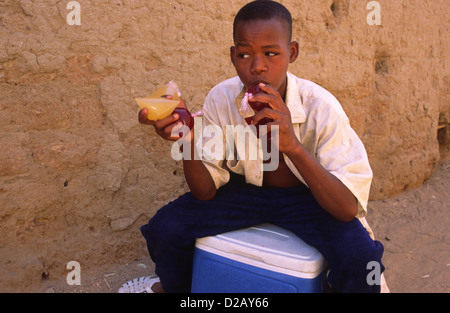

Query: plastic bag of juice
left=135, top=81, right=195, bottom=129
left=135, top=81, right=181, bottom=121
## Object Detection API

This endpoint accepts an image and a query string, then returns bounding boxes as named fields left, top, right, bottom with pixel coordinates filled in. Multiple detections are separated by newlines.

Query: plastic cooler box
left=191, top=223, right=328, bottom=293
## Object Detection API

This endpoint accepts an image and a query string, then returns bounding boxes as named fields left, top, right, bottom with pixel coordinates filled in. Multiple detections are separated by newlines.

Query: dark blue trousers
left=141, top=173, right=384, bottom=293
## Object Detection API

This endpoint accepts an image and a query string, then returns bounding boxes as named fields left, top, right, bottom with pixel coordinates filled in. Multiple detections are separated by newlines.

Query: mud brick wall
left=0, top=0, right=448, bottom=291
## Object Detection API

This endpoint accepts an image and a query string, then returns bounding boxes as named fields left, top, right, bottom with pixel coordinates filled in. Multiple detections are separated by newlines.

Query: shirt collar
left=234, top=72, right=306, bottom=124
left=285, top=72, right=306, bottom=123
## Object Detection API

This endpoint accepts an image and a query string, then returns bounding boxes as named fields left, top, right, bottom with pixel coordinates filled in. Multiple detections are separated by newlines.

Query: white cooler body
left=191, top=224, right=328, bottom=293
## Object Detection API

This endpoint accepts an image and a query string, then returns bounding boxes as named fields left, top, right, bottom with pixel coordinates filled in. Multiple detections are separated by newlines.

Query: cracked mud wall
left=0, top=0, right=448, bottom=291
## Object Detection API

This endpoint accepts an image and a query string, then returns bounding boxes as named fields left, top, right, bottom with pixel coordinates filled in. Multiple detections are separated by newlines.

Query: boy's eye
left=266, top=52, right=278, bottom=57
left=239, top=53, right=251, bottom=59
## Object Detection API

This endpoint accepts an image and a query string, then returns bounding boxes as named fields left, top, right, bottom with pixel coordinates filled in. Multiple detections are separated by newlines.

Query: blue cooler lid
left=196, top=224, right=327, bottom=278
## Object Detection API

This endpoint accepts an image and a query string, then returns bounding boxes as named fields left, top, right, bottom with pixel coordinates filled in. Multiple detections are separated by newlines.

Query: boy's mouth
left=248, top=79, right=269, bottom=89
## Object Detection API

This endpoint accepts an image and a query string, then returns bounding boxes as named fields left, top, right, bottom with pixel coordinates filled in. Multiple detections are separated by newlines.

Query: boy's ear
left=230, top=46, right=236, bottom=67
left=289, top=41, right=299, bottom=63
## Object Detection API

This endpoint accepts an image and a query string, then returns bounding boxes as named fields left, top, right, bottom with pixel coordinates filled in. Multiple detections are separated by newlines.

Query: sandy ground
left=48, top=160, right=449, bottom=293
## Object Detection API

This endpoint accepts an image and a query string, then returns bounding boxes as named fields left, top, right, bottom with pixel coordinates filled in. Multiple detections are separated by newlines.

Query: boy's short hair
left=233, top=0, right=293, bottom=42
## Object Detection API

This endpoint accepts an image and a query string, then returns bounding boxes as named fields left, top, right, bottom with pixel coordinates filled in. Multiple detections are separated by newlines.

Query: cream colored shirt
left=199, top=72, right=373, bottom=218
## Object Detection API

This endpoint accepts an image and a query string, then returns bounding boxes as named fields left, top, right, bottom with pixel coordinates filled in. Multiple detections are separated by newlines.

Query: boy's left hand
left=250, top=83, right=300, bottom=154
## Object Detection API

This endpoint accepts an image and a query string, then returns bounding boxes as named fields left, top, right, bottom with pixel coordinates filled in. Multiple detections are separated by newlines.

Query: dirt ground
left=47, top=160, right=449, bottom=293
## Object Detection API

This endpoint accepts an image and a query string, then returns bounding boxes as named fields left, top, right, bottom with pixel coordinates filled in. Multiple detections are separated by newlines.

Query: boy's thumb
left=177, top=97, right=187, bottom=109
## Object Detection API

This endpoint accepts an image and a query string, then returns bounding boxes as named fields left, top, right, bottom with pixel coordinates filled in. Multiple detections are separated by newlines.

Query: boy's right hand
left=138, top=108, right=182, bottom=141
left=139, top=98, right=216, bottom=200
left=138, top=98, right=192, bottom=142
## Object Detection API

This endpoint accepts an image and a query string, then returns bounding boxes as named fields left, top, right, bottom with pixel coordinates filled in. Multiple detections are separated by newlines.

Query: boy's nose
left=251, top=55, right=267, bottom=75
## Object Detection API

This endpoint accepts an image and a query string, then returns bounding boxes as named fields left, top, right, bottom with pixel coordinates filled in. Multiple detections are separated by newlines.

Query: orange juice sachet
left=135, top=81, right=202, bottom=130
left=135, top=81, right=181, bottom=121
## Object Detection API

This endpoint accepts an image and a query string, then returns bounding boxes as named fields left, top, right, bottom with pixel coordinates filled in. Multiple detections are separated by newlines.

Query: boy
left=137, top=0, right=384, bottom=293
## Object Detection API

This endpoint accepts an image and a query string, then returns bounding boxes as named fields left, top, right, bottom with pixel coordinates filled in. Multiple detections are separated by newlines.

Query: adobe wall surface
left=0, top=0, right=448, bottom=291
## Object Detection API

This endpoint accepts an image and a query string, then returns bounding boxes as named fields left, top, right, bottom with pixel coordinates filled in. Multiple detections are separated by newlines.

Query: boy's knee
left=327, top=226, right=385, bottom=292
left=359, top=239, right=384, bottom=268
left=141, top=209, right=187, bottom=245
left=343, top=235, right=385, bottom=273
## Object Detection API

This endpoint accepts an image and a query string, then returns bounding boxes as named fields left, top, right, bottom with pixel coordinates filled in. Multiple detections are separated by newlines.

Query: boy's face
left=231, top=18, right=298, bottom=99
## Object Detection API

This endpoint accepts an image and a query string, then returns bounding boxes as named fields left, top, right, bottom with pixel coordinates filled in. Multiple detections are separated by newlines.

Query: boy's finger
left=250, top=83, right=285, bottom=112
left=177, top=97, right=187, bottom=109
left=138, top=109, right=155, bottom=125
left=258, top=83, right=283, bottom=102
left=251, top=108, right=276, bottom=125
left=250, top=93, right=284, bottom=112
left=154, top=112, right=180, bottom=130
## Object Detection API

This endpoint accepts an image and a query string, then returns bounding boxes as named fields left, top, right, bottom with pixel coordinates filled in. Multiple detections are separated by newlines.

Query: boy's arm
left=283, top=143, right=358, bottom=222
left=139, top=105, right=217, bottom=201
left=251, top=84, right=358, bottom=222
left=182, top=138, right=217, bottom=201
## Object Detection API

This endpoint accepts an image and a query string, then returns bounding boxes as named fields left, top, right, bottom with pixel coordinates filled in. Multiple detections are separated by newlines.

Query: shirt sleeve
left=316, top=112, right=373, bottom=218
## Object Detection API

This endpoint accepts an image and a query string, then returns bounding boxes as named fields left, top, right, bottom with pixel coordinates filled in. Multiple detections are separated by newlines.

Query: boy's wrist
left=282, top=138, right=303, bottom=158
